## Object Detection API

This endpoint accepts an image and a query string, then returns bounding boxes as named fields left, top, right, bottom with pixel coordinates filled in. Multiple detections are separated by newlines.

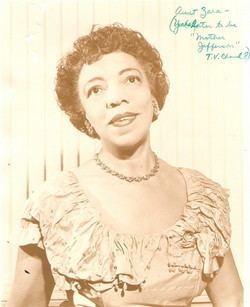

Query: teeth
left=119, top=116, right=131, bottom=121
left=116, top=116, right=134, bottom=122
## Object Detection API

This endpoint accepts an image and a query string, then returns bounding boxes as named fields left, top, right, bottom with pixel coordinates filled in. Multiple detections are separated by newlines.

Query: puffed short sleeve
left=18, top=184, right=50, bottom=250
left=17, top=171, right=88, bottom=291
left=186, top=169, right=232, bottom=277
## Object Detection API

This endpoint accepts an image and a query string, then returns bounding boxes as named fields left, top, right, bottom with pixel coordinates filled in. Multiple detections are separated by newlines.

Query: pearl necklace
left=94, top=152, right=159, bottom=182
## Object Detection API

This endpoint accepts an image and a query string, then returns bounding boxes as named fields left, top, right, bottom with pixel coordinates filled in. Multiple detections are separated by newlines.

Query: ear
left=84, top=111, right=90, bottom=121
left=84, top=108, right=92, bottom=125
left=152, top=98, right=160, bottom=121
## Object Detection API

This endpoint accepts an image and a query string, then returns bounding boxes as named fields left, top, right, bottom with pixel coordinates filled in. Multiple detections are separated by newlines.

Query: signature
left=169, top=17, right=212, bottom=35
left=206, top=47, right=250, bottom=60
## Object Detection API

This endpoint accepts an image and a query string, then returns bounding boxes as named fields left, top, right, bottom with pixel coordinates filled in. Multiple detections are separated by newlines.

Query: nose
left=106, top=99, right=129, bottom=109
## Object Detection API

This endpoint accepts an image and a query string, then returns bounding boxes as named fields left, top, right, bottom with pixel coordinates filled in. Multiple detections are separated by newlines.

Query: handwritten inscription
left=169, top=6, right=249, bottom=61
left=169, top=6, right=228, bottom=34
left=169, top=19, right=212, bottom=35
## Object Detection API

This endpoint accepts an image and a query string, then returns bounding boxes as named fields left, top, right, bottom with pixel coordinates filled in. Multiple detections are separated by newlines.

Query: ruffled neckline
left=37, top=167, right=230, bottom=293
left=67, top=167, right=189, bottom=239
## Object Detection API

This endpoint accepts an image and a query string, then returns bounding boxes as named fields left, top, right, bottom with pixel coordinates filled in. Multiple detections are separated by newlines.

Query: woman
left=7, top=24, right=242, bottom=307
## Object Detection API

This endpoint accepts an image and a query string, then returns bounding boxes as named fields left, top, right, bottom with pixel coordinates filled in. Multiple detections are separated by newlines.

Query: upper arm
left=6, top=245, right=55, bottom=307
left=205, top=249, right=243, bottom=307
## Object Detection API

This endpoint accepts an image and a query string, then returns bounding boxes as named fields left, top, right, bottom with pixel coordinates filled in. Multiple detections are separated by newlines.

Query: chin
left=104, top=129, right=150, bottom=151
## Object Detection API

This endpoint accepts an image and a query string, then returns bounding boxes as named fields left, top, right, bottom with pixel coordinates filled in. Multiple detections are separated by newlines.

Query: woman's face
left=78, top=51, right=155, bottom=148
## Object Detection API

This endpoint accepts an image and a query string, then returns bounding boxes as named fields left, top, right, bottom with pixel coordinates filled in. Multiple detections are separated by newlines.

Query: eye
left=87, top=86, right=103, bottom=98
left=127, top=75, right=141, bottom=84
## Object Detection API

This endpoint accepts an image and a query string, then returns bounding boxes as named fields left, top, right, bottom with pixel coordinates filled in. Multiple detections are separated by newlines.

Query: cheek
left=132, top=87, right=152, bottom=105
left=137, top=90, right=154, bottom=115
left=83, top=99, right=106, bottom=122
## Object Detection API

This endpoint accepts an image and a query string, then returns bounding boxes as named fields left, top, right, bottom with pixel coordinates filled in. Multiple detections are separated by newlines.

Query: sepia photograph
left=1, top=0, right=249, bottom=306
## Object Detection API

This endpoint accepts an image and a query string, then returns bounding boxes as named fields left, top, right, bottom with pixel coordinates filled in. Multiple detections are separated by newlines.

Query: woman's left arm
left=205, top=249, right=243, bottom=307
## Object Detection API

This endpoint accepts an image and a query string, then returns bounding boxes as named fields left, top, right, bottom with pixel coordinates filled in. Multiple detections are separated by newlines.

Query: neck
left=98, top=139, right=155, bottom=177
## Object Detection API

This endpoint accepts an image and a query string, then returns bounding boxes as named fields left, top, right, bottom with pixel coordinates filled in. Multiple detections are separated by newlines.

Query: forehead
left=78, top=51, right=146, bottom=83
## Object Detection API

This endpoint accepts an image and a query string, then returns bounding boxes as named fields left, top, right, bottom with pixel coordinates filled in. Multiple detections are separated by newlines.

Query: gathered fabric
left=19, top=168, right=231, bottom=307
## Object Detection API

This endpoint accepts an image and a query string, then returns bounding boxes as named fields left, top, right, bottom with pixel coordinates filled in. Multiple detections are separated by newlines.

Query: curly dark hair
left=55, top=23, right=169, bottom=139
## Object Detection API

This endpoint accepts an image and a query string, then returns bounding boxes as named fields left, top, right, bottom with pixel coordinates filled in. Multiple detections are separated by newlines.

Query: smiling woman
left=6, top=24, right=243, bottom=307
left=77, top=52, right=155, bottom=149
left=55, top=24, right=168, bottom=140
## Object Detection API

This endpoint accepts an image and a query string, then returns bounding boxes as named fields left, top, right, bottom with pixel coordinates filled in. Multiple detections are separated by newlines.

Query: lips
left=109, top=112, right=138, bottom=124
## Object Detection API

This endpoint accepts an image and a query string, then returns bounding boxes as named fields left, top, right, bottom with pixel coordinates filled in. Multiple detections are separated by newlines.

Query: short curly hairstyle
left=55, top=23, right=169, bottom=139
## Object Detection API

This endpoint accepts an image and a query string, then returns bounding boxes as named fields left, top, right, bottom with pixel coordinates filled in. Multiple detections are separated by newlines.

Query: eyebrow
left=85, top=68, right=143, bottom=85
left=85, top=76, right=105, bottom=85
left=118, top=67, right=143, bottom=77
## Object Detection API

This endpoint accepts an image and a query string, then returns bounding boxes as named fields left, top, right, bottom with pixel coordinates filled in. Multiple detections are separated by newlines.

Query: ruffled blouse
left=18, top=167, right=231, bottom=307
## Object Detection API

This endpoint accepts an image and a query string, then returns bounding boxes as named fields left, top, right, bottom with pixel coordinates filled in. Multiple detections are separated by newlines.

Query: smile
left=110, top=113, right=138, bottom=127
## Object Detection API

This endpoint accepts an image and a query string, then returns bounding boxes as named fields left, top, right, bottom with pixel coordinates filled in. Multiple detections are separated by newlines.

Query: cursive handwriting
left=174, top=6, right=229, bottom=19
left=198, top=41, right=234, bottom=53
left=195, top=33, right=226, bottom=41
left=175, top=6, right=198, bottom=16
left=226, top=20, right=237, bottom=28
left=169, top=6, right=230, bottom=35
left=199, top=6, right=229, bottom=19
left=206, top=47, right=250, bottom=60
left=169, top=18, right=212, bottom=35
left=168, top=5, right=247, bottom=61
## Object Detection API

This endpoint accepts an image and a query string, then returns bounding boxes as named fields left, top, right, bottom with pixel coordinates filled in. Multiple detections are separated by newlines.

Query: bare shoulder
left=158, top=158, right=186, bottom=186
left=74, top=158, right=99, bottom=177
left=72, top=158, right=106, bottom=187
left=157, top=158, right=187, bottom=202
